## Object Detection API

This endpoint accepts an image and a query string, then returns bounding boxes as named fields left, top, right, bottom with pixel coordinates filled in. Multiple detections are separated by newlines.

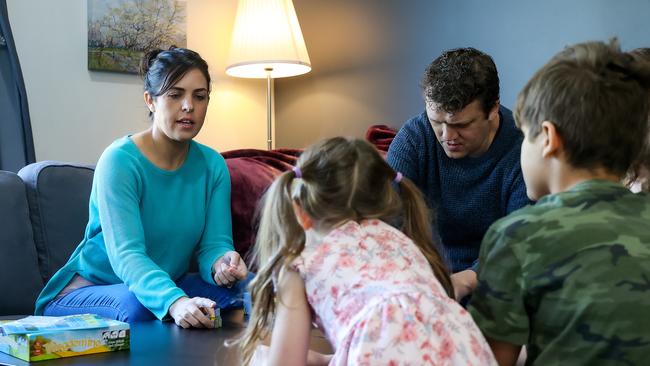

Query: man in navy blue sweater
left=387, top=48, right=531, bottom=301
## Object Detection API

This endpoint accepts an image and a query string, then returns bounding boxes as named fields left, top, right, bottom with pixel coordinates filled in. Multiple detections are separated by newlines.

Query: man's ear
left=488, top=100, right=500, bottom=121
left=540, top=121, right=563, bottom=158
left=144, top=91, right=155, bottom=113
left=291, top=201, right=313, bottom=230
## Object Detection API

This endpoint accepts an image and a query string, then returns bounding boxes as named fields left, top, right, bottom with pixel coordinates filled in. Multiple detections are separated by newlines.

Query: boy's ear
left=291, top=201, right=313, bottom=230
left=541, top=120, right=563, bottom=159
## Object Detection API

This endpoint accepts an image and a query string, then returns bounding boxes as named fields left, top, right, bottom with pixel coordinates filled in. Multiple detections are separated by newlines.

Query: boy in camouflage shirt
left=468, top=40, right=650, bottom=365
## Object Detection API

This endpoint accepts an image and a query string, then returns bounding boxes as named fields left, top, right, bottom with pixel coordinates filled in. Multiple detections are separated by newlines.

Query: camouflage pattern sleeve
left=468, top=218, right=529, bottom=345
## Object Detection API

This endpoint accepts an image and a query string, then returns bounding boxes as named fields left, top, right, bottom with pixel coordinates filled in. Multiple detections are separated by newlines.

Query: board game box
left=0, top=314, right=129, bottom=362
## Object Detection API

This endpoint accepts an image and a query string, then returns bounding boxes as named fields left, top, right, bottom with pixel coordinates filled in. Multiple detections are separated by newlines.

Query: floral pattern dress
left=293, top=219, right=497, bottom=366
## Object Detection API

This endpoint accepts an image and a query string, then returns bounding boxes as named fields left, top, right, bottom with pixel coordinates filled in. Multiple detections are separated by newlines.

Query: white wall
left=7, top=0, right=269, bottom=164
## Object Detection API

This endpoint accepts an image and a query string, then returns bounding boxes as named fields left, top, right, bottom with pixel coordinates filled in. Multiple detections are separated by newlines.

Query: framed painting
left=87, top=0, right=187, bottom=74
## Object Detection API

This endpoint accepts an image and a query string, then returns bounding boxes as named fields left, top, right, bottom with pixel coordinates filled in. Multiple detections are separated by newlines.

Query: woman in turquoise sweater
left=34, top=48, right=250, bottom=328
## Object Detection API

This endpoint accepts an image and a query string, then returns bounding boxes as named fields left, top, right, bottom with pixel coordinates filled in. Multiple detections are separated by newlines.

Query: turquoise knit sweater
left=34, top=136, right=233, bottom=319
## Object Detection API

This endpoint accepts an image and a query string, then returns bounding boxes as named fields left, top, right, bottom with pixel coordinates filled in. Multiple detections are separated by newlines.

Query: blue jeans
left=44, top=273, right=253, bottom=322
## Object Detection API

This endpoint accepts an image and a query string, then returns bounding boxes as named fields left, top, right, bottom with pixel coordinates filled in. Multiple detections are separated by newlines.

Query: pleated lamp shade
left=226, top=0, right=311, bottom=78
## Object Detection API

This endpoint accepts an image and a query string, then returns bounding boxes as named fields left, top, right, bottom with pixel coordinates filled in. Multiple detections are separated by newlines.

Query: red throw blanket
left=365, top=124, right=397, bottom=153
left=223, top=149, right=300, bottom=259
left=223, top=125, right=397, bottom=261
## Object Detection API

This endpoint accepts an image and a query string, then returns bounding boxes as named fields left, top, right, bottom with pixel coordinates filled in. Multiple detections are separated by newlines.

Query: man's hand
left=213, top=251, right=248, bottom=287
left=451, top=269, right=478, bottom=301
left=168, top=296, right=216, bottom=329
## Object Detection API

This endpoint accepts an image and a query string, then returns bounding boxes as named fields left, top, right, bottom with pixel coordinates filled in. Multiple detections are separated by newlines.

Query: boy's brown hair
left=515, top=40, right=650, bottom=176
left=625, top=47, right=650, bottom=191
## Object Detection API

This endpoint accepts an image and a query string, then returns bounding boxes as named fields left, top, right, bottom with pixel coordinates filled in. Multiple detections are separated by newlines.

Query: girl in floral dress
left=239, top=137, right=496, bottom=366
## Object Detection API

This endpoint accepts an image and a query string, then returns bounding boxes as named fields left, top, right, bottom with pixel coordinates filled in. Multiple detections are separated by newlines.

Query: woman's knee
left=43, top=285, right=155, bottom=322
left=112, top=290, right=155, bottom=322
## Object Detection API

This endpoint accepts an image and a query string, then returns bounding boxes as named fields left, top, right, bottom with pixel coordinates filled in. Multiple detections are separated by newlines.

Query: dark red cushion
left=224, top=127, right=395, bottom=261
left=224, top=149, right=300, bottom=260
left=365, top=124, right=397, bottom=153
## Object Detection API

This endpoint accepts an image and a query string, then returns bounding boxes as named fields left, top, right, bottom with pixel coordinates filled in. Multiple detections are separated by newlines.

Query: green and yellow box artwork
left=0, top=314, right=129, bottom=362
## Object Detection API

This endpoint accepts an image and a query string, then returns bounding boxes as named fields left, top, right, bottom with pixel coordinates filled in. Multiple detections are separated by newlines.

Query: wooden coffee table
left=0, top=314, right=332, bottom=366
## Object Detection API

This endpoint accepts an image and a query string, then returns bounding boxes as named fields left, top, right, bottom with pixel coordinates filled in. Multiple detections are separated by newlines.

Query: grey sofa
left=0, top=150, right=298, bottom=316
left=0, top=161, right=94, bottom=315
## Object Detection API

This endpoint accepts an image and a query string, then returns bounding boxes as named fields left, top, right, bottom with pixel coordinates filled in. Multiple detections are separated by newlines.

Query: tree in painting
left=88, top=0, right=187, bottom=73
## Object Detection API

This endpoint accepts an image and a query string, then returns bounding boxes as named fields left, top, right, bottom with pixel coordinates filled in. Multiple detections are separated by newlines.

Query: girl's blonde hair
left=238, top=137, right=452, bottom=364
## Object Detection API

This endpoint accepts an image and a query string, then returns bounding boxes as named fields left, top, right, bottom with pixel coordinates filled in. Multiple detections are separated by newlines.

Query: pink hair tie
left=293, top=166, right=302, bottom=178
left=394, top=172, right=403, bottom=184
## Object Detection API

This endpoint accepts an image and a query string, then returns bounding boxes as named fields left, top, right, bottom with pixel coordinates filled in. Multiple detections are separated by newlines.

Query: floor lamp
left=225, top=0, right=311, bottom=150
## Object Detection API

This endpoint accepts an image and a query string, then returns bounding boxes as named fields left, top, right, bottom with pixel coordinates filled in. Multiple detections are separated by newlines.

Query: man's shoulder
left=498, top=105, right=523, bottom=143
left=388, top=111, right=436, bottom=158
left=499, top=105, right=514, bottom=120
left=492, top=106, right=524, bottom=177
left=398, top=111, right=431, bottom=137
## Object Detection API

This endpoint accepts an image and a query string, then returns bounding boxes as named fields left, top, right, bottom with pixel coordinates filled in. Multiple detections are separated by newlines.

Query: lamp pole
left=225, top=0, right=310, bottom=151
left=265, top=68, right=273, bottom=150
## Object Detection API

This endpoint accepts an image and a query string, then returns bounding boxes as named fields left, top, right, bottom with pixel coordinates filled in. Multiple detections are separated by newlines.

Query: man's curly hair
left=421, top=47, right=499, bottom=115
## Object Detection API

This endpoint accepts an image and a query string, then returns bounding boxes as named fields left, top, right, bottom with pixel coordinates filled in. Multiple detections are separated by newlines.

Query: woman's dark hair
left=140, top=47, right=210, bottom=117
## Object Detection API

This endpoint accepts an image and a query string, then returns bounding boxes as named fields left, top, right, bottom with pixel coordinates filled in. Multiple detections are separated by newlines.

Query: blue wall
left=428, top=0, right=650, bottom=110
left=276, top=0, right=650, bottom=148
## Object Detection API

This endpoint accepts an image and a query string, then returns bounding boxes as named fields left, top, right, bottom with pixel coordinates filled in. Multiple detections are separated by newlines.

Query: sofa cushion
left=226, top=158, right=282, bottom=256
left=188, top=149, right=298, bottom=272
left=18, top=162, right=95, bottom=283
left=222, top=149, right=299, bottom=262
left=365, top=124, right=397, bottom=154
left=0, top=170, right=43, bottom=315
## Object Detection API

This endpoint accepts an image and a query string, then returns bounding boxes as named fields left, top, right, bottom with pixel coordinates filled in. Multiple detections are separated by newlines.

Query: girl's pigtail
left=398, top=177, right=454, bottom=298
left=239, top=170, right=305, bottom=365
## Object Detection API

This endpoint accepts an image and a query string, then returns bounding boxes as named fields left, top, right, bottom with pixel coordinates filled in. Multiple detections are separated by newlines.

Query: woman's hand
left=212, top=251, right=248, bottom=287
left=168, top=296, right=216, bottom=328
